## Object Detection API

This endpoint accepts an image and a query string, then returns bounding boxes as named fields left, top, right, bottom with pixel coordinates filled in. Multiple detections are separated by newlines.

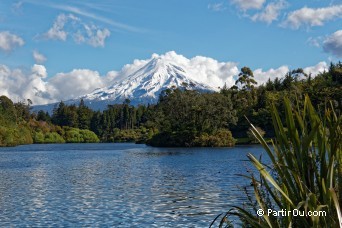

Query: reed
left=213, top=95, right=341, bottom=227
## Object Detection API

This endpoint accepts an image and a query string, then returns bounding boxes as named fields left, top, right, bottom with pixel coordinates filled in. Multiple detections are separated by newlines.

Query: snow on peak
left=81, top=53, right=216, bottom=106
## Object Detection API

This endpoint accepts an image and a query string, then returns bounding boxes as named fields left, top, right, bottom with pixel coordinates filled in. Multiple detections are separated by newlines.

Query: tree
left=77, top=99, right=93, bottom=129
left=52, top=101, right=78, bottom=127
left=148, top=89, right=237, bottom=146
left=0, top=95, right=17, bottom=123
left=37, top=110, right=51, bottom=122
left=235, top=66, right=257, bottom=90
left=329, top=61, right=342, bottom=84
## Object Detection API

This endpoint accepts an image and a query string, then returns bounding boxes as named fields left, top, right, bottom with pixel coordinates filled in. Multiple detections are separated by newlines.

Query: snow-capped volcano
left=32, top=53, right=220, bottom=112
left=79, top=56, right=216, bottom=107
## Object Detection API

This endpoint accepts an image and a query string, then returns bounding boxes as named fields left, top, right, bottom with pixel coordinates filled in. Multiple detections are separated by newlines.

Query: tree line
left=1, top=62, right=341, bottom=147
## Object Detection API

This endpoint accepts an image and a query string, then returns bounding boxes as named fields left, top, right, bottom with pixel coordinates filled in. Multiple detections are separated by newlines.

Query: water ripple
left=0, top=143, right=266, bottom=227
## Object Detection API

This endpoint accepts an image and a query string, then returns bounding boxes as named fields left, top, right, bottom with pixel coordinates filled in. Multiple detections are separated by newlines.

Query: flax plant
left=213, top=95, right=341, bottom=227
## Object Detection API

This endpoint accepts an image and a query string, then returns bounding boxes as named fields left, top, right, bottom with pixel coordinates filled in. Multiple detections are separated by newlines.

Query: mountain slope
left=80, top=56, right=216, bottom=106
left=33, top=56, right=217, bottom=112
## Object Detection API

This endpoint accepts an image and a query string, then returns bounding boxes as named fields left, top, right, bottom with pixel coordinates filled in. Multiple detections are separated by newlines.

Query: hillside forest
left=0, top=62, right=341, bottom=147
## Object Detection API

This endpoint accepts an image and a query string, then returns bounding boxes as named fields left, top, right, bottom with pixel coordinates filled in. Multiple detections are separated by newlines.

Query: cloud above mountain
left=0, top=64, right=53, bottom=105
left=303, top=61, right=327, bottom=76
left=146, top=52, right=239, bottom=89
left=253, top=65, right=289, bottom=85
left=48, top=69, right=105, bottom=101
left=0, top=51, right=329, bottom=105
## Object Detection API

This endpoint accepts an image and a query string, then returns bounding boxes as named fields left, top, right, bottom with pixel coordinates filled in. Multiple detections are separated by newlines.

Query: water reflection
left=0, top=143, right=266, bottom=227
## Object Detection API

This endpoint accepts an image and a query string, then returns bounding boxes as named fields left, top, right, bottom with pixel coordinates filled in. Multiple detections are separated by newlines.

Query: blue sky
left=0, top=0, right=341, bottom=104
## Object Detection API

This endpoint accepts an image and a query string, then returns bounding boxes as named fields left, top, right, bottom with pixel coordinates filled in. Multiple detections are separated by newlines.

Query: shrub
left=0, top=125, right=33, bottom=147
left=64, top=128, right=82, bottom=143
left=79, top=129, right=100, bottom=143
left=16, top=125, right=33, bottom=145
left=0, top=127, right=15, bottom=146
left=193, top=129, right=235, bottom=147
left=44, top=132, right=65, bottom=143
left=33, top=131, right=45, bottom=143
left=64, top=127, right=99, bottom=143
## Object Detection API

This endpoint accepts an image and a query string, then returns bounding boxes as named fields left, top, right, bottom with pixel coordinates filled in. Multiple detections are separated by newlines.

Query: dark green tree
left=77, top=99, right=93, bottom=129
left=235, top=66, right=257, bottom=90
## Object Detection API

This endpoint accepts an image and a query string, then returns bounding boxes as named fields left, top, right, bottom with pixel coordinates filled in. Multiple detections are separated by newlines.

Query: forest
left=0, top=62, right=341, bottom=147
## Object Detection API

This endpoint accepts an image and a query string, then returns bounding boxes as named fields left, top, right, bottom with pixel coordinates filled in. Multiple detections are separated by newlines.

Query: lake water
left=0, top=143, right=266, bottom=227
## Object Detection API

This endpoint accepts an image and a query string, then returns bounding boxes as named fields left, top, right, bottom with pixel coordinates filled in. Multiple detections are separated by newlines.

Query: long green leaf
left=248, top=153, right=294, bottom=206
left=330, top=188, right=342, bottom=227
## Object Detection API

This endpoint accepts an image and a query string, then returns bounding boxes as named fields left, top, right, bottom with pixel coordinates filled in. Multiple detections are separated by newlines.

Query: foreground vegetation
left=0, top=62, right=341, bottom=147
left=212, top=96, right=341, bottom=227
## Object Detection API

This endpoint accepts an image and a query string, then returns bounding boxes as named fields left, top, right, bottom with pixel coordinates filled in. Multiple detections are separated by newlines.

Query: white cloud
left=0, top=52, right=240, bottom=104
left=187, top=55, right=238, bottom=89
left=282, top=5, right=342, bottom=29
left=253, top=62, right=328, bottom=85
left=253, top=65, right=289, bottom=85
left=208, top=3, right=226, bottom=12
left=75, top=24, right=111, bottom=47
left=44, top=14, right=69, bottom=41
left=48, top=69, right=105, bottom=101
left=112, top=58, right=150, bottom=82
left=37, top=2, right=142, bottom=33
left=103, top=71, right=120, bottom=84
left=307, top=37, right=322, bottom=47
left=231, top=0, right=266, bottom=10
left=0, top=65, right=107, bottom=105
left=0, top=52, right=331, bottom=106
left=0, top=31, right=24, bottom=52
left=0, top=64, right=53, bottom=105
left=43, top=13, right=110, bottom=47
left=122, top=51, right=239, bottom=89
left=31, top=64, right=47, bottom=78
left=33, top=50, right=47, bottom=64
left=252, top=0, right=287, bottom=24
left=323, top=30, right=342, bottom=58
left=303, top=61, right=328, bottom=76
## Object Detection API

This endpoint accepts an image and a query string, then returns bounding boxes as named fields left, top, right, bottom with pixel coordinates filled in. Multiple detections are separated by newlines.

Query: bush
left=79, top=129, right=100, bottom=143
left=64, top=127, right=99, bottom=143
left=64, top=128, right=82, bottom=143
left=0, top=125, right=33, bottom=147
left=193, top=129, right=235, bottom=147
left=0, top=126, right=15, bottom=146
left=44, top=132, right=65, bottom=143
left=16, top=125, right=33, bottom=145
left=33, top=131, right=45, bottom=143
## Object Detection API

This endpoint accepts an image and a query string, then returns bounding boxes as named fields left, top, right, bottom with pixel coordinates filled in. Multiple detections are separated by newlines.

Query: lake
left=0, top=143, right=266, bottom=227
